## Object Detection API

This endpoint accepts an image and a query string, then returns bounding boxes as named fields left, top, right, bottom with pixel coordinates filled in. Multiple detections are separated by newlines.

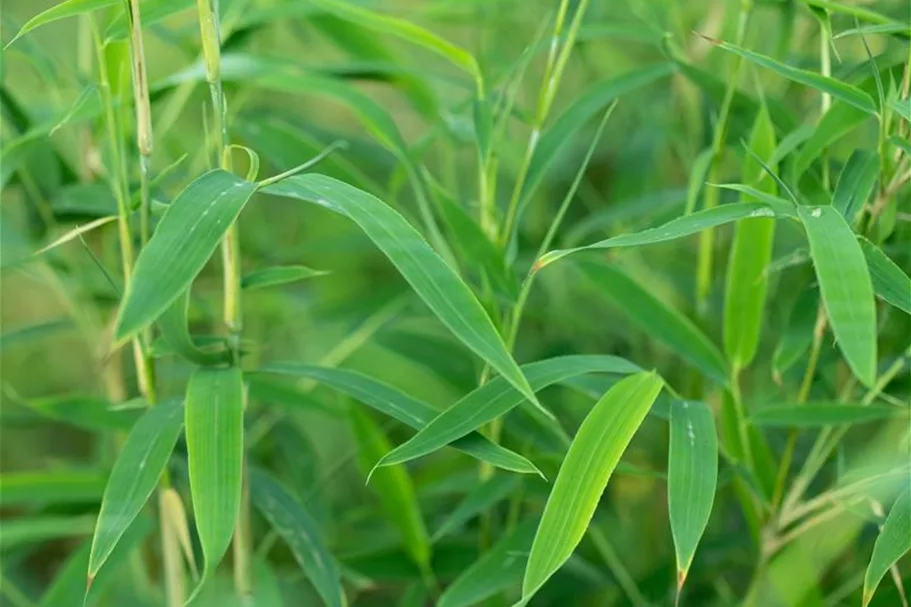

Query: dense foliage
left=1, top=1, right=909, bottom=606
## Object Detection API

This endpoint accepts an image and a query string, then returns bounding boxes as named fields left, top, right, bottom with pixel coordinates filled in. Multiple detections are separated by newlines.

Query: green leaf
left=773, top=289, right=819, bottom=383
left=28, top=395, right=136, bottom=432
left=891, top=98, right=911, bottom=123
left=0, top=318, right=72, bottom=351
left=0, top=469, right=106, bottom=506
left=433, top=475, right=522, bottom=542
left=797, top=205, right=877, bottom=386
left=537, top=201, right=796, bottom=269
left=241, top=265, right=328, bottom=290
left=158, top=291, right=231, bottom=366
left=185, top=367, right=245, bottom=600
left=5, top=0, right=119, bottom=47
left=263, top=174, right=543, bottom=413
left=438, top=520, right=537, bottom=607
left=751, top=403, right=905, bottom=427
left=104, top=0, right=194, bottom=41
left=577, top=262, right=729, bottom=384
left=803, top=0, right=905, bottom=26
left=706, top=38, right=876, bottom=114
left=724, top=103, right=778, bottom=369
left=863, top=488, right=911, bottom=606
left=520, top=372, right=663, bottom=602
left=0, top=515, right=96, bottom=550
left=253, top=364, right=540, bottom=476
left=668, top=401, right=718, bottom=587
left=373, top=355, right=640, bottom=471
left=250, top=468, right=346, bottom=607
left=114, top=170, right=258, bottom=342
left=860, top=237, right=911, bottom=315
left=792, top=103, right=871, bottom=181
left=833, top=151, right=879, bottom=225
left=88, top=400, right=183, bottom=578
left=352, top=409, right=431, bottom=569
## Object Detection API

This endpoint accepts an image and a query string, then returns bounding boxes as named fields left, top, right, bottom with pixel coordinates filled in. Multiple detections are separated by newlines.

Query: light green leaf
left=88, top=400, right=183, bottom=578
left=374, top=355, right=640, bottom=471
left=669, top=401, right=718, bottom=587
left=798, top=205, right=877, bottom=386
left=104, top=0, right=193, bottom=41
left=521, top=372, right=663, bottom=602
left=863, top=488, right=911, bottom=606
left=0, top=470, right=106, bottom=506
left=250, top=468, right=346, bottom=607
left=438, top=520, right=537, bottom=607
left=706, top=38, right=876, bottom=114
left=185, top=367, right=245, bottom=600
left=792, top=103, right=871, bottom=181
left=34, top=215, right=118, bottom=256
left=833, top=23, right=911, bottom=39
left=537, top=201, right=796, bottom=269
left=833, top=150, right=879, bottom=225
left=860, top=237, right=911, bottom=315
left=253, top=364, right=540, bottom=476
left=352, top=409, right=431, bottom=569
left=578, top=262, right=729, bottom=384
left=241, top=265, right=328, bottom=290
left=433, top=475, right=522, bottom=542
left=158, top=291, right=231, bottom=366
left=0, top=318, right=72, bottom=351
left=891, top=98, right=911, bottom=123
left=5, top=0, right=119, bottom=47
left=28, top=395, right=136, bottom=432
left=263, top=174, right=542, bottom=414
left=803, top=0, right=903, bottom=25
left=0, top=515, right=96, bottom=550
left=724, top=103, right=778, bottom=369
left=751, top=403, right=905, bottom=427
left=114, top=170, right=257, bottom=341
left=773, top=289, right=819, bottom=383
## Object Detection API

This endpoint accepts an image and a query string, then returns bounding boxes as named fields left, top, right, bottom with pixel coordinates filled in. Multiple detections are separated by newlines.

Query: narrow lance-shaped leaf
left=352, top=409, right=431, bottom=570
left=724, top=102, right=778, bottom=369
left=668, top=401, right=718, bottom=589
left=263, top=174, right=543, bottom=413
left=433, top=475, right=522, bottom=542
left=250, top=468, right=346, bottom=607
left=185, top=367, right=245, bottom=601
left=0, top=470, right=106, bottom=507
left=703, top=36, right=876, bottom=113
left=859, top=236, right=911, bottom=315
left=241, top=265, right=328, bottom=290
left=115, top=170, right=257, bottom=341
left=864, top=488, right=911, bottom=606
left=88, top=399, right=183, bottom=579
left=751, top=403, right=904, bottom=427
left=798, top=205, right=877, bottom=386
left=5, top=0, right=119, bottom=47
left=833, top=150, right=879, bottom=226
left=520, top=372, right=663, bottom=603
left=253, top=363, right=540, bottom=476
left=536, top=201, right=797, bottom=269
left=158, top=291, right=231, bottom=366
left=373, top=354, right=640, bottom=471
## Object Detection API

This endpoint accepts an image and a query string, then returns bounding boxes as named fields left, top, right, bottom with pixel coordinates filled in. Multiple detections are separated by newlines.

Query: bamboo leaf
left=185, top=367, right=245, bottom=600
left=863, top=488, right=911, bottom=606
left=724, top=103, right=778, bottom=369
left=833, top=151, right=879, bottom=225
left=520, top=372, right=663, bottom=603
left=253, top=364, right=540, bottom=476
left=0, top=470, right=106, bottom=507
left=792, top=103, right=871, bottom=181
left=34, top=216, right=117, bottom=256
left=860, top=237, right=911, bottom=315
left=241, top=265, right=329, bottom=290
left=537, top=202, right=796, bottom=269
left=1, top=515, right=96, bottom=550
left=438, top=520, right=537, bottom=607
left=351, top=409, right=431, bottom=570
left=773, top=289, right=819, bottom=383
left=250, top=468, right=346, bottom=607
left=433, top=475, right=522, bottom=542
left=891, top=98, right=911, bottom=123
left=5, top=0, right=119, bottom=48
left=577, top=262, right=729, bottom=384
left=704, top=37, right=876, bottom=114
left=114, top=170, right=257, bottom=341
left=263, top=174, right=543, bottom=413
left=104, top=0, right=194, bottom=41
left=374, top=355, right=640, bottom=471
left=158, top=291, right=231, bottom=366
left=798, top=205, right=877, bottom=386
left=87, top=400, right=183, bottom=579
left=668, top=401, right=718, bottom=589
left=751, top=403, right=905, bottom=427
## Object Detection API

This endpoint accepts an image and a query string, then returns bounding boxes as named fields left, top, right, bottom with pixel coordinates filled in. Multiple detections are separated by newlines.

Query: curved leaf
left=860, top=237, right=911, bottom=315
left=751, top=403, right=904, bottom=427
left=241, top=265, right=328, bottom=290
left=864, top=488, right=911, bottom=606
left=833, top=151, right=879, bottom=225
left=6, top=0, right=118, bottom=47
left=158, top=291, right=231, bottom=366
left=433, top=475, right=522, bottom=542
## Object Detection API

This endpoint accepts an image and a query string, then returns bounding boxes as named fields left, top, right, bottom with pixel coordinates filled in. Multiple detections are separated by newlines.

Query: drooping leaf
left=104, top=0, right=194, bottom=41
left=114, top=170, right=257, bottom=341
left=185, top=367, right=245, bottom=600
left=250, top=468, right=346, bottom=607
left=724, top=102, right=778, bottom=369
left=373, top=355, right=640, bottom=471
left=241, top=265, right=328, bottom=290
left=798, top=205, right=877, bottom=386
left=88, top=400, right=183, bottom=579
left=860, top=237, right=911, bottom=315
left=433, top=475, right=522, bottom=541
left=668, top=401, right=718, bottom=587
left=751, top=403, right=905, bottom=427
left=833, top=151, right=879, bottom=225
left=263, top=174, right=542, bottom=412
left=520, top=372, right=663, bottom=603
left=34, top=216, right=118, bottom=256
left=352, top=409, right=431, bottom=570
left=792, top=102, right=871, bottom=182
left=863, top=488, right=911, bottom=606
left=253, top=364, right=540, bottom=476
left=5, top=0, right=119, bottom=47
left=158, top=291, right=231, bottom=366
